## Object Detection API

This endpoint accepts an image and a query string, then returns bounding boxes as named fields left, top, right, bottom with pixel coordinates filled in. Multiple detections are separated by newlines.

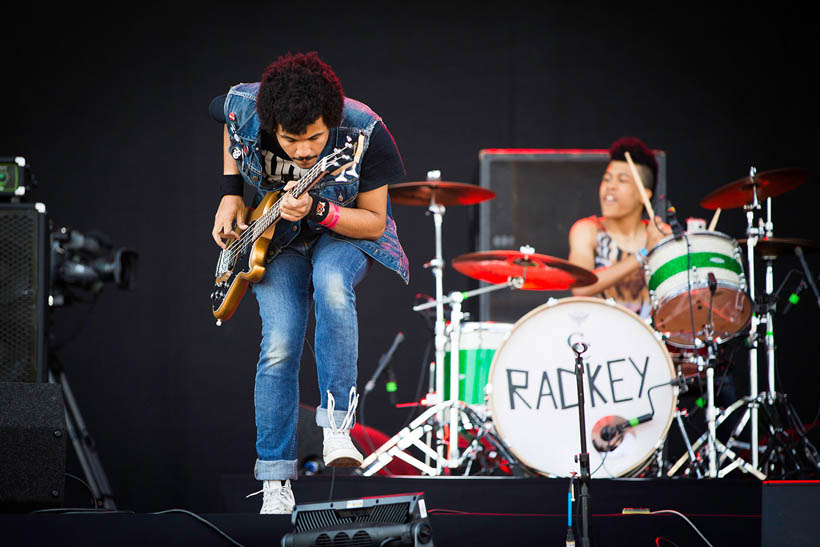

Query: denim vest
left=223, top=82, right=409, bottom=284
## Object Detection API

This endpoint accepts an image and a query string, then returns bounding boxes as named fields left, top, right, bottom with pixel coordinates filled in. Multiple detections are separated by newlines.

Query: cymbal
left=737, top=237, right=820, bottom=258
left=451, top=249, right=598, bottom=290
left=700, top=168, right=810, bottom=210
left=388, top=181, right=496, bottom=206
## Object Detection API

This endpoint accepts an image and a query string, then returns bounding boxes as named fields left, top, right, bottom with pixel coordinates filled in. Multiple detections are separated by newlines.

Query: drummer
left=568, top=136, right=669, bottom=320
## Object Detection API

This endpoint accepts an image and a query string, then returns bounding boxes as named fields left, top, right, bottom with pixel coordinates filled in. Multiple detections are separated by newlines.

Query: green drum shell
left=443, top=322, right=512, bottom=406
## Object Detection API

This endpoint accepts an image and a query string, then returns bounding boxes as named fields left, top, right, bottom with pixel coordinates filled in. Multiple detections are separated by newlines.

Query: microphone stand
left=571, top=342, right=592, bottom=547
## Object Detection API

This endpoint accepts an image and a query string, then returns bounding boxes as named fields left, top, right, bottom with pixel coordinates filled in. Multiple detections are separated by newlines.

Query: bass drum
left=486, top=297, right=678, bottom=478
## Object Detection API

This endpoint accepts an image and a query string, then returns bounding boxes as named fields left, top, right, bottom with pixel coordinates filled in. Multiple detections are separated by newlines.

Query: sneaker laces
left=327, top=386, right=359, bottom=432
left=246, top=480, right=293, bottom=513
left=245, top=480, right=287, bottom=499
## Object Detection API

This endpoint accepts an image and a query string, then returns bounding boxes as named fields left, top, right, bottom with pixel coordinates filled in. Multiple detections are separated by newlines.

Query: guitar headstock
left=324, top=132, right=365, bottom=182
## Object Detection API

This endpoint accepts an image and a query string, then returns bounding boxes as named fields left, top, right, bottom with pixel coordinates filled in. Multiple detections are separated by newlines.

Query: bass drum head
left=487, top=297, right=677, bottom=478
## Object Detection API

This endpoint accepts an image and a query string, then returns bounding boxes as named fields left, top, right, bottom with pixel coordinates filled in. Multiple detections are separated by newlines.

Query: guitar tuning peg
left=335, top=172, right=347, bottom=182
left=346, top=135, right=352, bottom=142
left=345, top=167, right=357, bottom=178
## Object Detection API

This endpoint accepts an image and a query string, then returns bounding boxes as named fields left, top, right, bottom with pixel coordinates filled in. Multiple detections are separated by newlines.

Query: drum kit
left=360, top=166, right=820, bottom=482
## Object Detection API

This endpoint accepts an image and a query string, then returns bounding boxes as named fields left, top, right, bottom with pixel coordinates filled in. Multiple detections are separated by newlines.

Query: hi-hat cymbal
left=388, top=181, right=496, bottom=206
left=737, top=237, right=820, bottom=259
left=451, top=249, right=598, bottom=290
left=700, top=168, right=810, bottom=210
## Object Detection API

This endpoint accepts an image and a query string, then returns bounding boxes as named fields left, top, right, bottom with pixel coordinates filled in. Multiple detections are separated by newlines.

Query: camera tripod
left=47, top=340, right=117, bottom=509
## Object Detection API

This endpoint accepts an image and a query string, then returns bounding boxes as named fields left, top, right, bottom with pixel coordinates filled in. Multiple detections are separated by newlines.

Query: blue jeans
left=251, top=233, right=371, bottom=481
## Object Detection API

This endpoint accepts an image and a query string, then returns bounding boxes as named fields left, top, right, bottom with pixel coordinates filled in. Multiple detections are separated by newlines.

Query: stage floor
left=7, top=475, right=817, bottom=546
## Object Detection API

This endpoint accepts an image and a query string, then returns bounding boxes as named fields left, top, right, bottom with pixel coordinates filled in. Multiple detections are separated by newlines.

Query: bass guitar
left=211, top=133, right=363, bottom=324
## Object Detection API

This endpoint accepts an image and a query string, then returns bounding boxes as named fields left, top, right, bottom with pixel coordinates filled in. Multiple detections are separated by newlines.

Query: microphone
left=600, top=414, right=654, bottom=441
left=783, top=278, right=807, bottom=315
left=794, top=247, right=820, bottom=312
left=666, top=205, right=685, bottom=241
left=364, top=332, right=405, bottom=395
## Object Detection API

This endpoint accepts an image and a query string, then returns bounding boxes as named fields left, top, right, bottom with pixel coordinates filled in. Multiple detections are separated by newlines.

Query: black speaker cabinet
left=0, top=382, right=67, bottom=510
left=0, top=202, right=49, bottom=383
left=476, top=148, right=667, bottom=323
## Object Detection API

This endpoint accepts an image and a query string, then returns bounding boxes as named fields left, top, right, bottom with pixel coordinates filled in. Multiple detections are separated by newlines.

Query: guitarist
left=209, top=52, right=408, bottom=514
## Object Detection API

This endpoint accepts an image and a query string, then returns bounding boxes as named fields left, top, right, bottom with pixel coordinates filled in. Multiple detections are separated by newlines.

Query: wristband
left=320, top=202, right=341, bottom=229
left=220, top=173, right=244, bottom=197
left=635, top=247, right=649, bottom=266
left=307, top=197, right=331, bottom=223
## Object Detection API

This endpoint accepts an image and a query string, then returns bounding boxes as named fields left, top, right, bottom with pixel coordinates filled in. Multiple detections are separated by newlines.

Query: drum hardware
left=388, top=172, right=497, bottom=472
left=360, top=398, right=526, bottom=477
left=697, top=165, right=812, bottom=475
left=672, top=406, right=704, bottom=479
left=570, top=341, right=592, bottom=547
left=412, top=276, right=524, bottom=470
left=666, top=396, right=767, bottom=479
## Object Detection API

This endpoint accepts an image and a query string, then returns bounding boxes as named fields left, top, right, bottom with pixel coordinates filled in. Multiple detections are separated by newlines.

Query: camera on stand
left=49, top=226, right=138, bottom=307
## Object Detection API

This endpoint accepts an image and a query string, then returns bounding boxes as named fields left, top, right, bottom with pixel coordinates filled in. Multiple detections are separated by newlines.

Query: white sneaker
left=246, top=479, right=295, bottom=515
left=323, top=387, right=363, bottom=467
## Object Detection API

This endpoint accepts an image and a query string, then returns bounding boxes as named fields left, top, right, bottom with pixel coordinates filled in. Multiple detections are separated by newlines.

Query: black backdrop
left=3, top=3, right=819, bottom=512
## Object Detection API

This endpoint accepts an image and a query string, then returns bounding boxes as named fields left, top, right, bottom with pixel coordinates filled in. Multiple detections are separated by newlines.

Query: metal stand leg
left=49, top=369, right=116, bottom=509
left=674, top=408, right=703, bottom=478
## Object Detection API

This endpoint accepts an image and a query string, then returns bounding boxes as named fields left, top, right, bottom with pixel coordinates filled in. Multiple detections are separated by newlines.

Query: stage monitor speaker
left=0, top=382, right=67, bottom=510
left=281, top=492, right=434, bottom=547
left=0, top=202, right=49, bottom=383
left=476, top=148, right=667, bottom=323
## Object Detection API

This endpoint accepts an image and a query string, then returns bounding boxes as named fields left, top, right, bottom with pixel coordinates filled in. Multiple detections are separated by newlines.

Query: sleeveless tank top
left=589, top=216, right=652, bottom=320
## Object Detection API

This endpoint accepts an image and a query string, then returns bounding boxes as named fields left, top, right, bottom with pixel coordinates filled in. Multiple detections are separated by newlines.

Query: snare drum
left=487, top=297, right=677, bottom=478
left=645, top=230, right=752, bottom=348
left=444, top=321, right=513, bottom=406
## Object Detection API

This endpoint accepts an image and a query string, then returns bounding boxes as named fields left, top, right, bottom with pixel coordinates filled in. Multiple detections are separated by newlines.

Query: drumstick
left=708, top=208, right=721, bottom=231
left=624, top=151, right=655, bottom=221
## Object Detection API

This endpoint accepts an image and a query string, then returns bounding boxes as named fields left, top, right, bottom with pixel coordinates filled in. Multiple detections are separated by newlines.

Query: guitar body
left=211, top=190, right=281, bottom=321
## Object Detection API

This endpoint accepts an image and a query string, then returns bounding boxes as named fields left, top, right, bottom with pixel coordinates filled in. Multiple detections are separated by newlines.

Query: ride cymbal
left=700, top=168, right=810, bottom=210
left=451, top=249, right=598, bottom=290
left=388, top=181, right=496, bottom=206
left=737, top=237, right=820, bottom=259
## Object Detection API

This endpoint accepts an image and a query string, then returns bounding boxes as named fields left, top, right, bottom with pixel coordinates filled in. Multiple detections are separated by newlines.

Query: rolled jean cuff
left=254, top=458, right=298, bottom=481
left=315, top=406, right=356, bottom=429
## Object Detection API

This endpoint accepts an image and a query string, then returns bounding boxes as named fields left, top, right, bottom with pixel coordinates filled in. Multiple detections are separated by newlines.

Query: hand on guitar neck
left=279, top=180, right=314, bottom=222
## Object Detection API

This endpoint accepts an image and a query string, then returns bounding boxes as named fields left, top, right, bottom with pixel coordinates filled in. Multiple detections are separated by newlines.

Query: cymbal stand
left=414, top=277, right=524, bottom=471
left=419, top=170, right=449, bottom=470
left=742, top=166, right=763, bottom=470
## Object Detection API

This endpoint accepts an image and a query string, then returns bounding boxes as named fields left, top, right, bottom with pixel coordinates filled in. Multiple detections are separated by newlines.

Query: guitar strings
left=221, top=145, right=351, bottom=262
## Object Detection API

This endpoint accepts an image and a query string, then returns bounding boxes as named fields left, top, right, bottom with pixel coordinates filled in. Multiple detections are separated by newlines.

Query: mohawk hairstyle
left=256, top=51, right=344, bottom=135
left=609, top=136, right=658, bottom=194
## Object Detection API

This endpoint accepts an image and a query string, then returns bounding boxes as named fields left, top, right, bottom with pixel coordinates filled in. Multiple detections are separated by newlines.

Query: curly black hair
left=256, top=51, right=344, bottom=135
left=609, top=136, right=658, bottom=194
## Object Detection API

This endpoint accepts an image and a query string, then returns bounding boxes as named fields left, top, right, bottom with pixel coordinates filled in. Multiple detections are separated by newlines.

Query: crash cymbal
left=700, top=168, right=810, bottom=210
left=451, top=249, right=598, bottom=290
left=388, top=181, right=496, bottom=206
left=737, top=237, right=820, bottom=258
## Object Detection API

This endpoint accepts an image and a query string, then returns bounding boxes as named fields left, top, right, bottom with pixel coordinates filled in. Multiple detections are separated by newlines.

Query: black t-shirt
left=258, top=122, right=405, bottom=194
left=260, top=122, right=404, bottom=244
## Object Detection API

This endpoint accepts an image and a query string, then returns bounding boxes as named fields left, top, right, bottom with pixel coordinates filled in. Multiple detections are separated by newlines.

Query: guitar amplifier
left=0, top=202, right=50, bottom=383
left=476, top=148, right=667, bottom=323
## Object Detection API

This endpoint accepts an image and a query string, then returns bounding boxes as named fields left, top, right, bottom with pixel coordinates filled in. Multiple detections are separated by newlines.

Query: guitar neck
left=240, top=139, right=357, bottom=243
left=247, top=167, right=328, bottom=240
